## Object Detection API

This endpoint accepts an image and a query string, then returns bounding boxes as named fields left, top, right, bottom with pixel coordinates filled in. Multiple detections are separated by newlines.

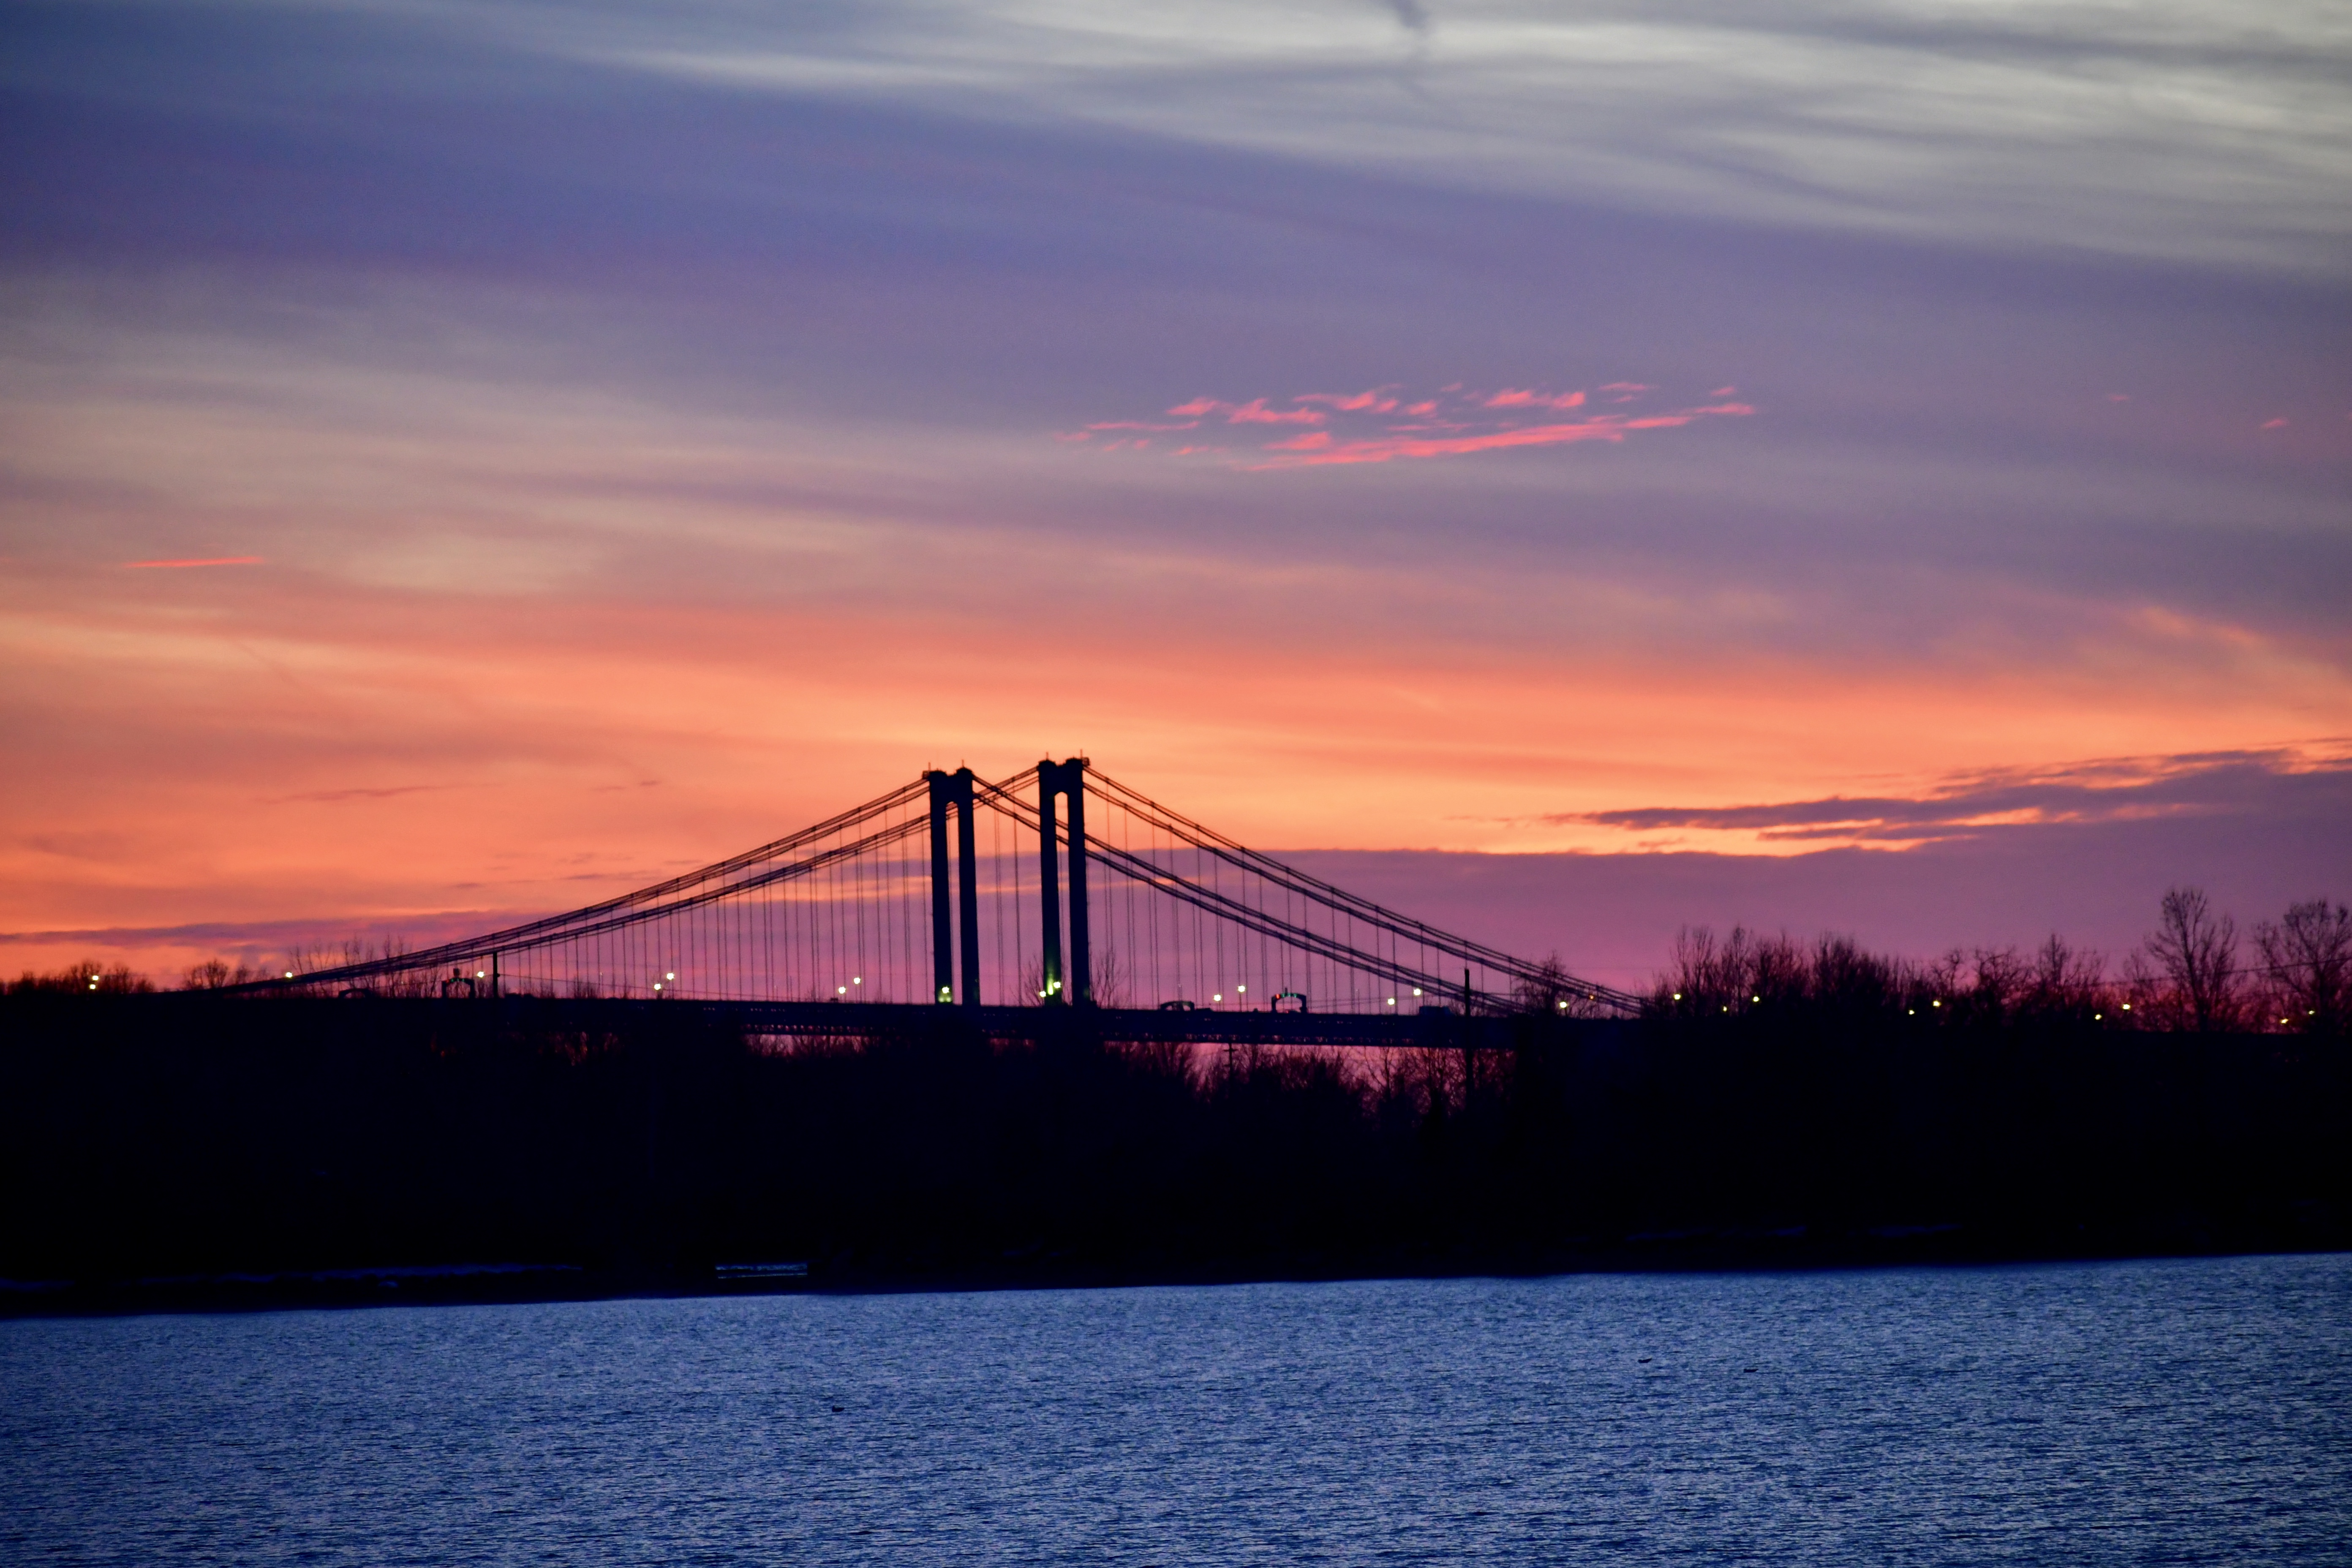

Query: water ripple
left=5, top=1255, right=2349, bottom=1565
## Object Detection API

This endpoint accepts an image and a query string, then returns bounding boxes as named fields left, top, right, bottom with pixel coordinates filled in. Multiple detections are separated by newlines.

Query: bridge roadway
left=716, top=1001, right=1541, bottom=1049
left=256, top=995, right=1626, bottom=1049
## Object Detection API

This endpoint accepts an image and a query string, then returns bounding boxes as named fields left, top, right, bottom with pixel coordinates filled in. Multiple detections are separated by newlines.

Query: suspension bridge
left=241, top=760, right=1639, bottom=1045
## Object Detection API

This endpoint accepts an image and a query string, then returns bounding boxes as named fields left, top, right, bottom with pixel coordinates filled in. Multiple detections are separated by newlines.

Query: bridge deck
left=715, top=1001, right=1560, bottom=1049
left=177, top=994, right=1628, bottom=1048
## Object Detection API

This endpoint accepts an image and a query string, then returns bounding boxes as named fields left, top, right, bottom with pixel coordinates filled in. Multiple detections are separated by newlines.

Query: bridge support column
left=927, top=769, right=983, bottom=1006
left=1037, top=757, right=1089, bottom=1005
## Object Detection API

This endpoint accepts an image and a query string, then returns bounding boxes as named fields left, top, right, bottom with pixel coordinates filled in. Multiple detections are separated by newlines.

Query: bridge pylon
left=926, top=768, right=984, bottom=1006
left=1037, top=757, right=1090, bottom=1004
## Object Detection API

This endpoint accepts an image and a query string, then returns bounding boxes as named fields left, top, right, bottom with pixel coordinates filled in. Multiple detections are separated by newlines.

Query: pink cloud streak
left=1074, top=381, right=1753, bottom=471
left=1485, top=389, right=1586, bottom=410
left=1295, top=390, right=1400, bottom=413
left=1250, top=417, right=1654, bottom=469
left=123, top=556, right=264, bottom=569
left=1167, top=397, right=1326, bottom=425
left=1248, top=404, right=1754, bottom=470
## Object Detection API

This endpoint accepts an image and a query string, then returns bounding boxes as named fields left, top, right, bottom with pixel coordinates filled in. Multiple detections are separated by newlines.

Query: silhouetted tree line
left=3, top=886, right=2343, bottom=1296
left=0, top=980, right=2333, bottom=1296
left=8, top=962, right=155, bottom=996
left=1643, top=887, right=2352, bottom=1036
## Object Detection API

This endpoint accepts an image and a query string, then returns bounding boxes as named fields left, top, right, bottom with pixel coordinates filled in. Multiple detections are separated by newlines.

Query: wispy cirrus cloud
left=607, top=0, right=2352, bottom=278
left=1062, top=384, right=1753, bottom=468
left=268, top=784, right=462, bottom=805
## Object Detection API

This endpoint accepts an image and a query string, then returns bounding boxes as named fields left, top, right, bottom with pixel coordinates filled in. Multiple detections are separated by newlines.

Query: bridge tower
left=1037, top=757, right=1090, bottom=1004
left=926, top=768, right=984, bottom=1006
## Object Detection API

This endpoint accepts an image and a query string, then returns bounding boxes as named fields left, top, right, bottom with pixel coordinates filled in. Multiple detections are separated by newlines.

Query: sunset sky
left=4, top=0, right=2348, bottom=986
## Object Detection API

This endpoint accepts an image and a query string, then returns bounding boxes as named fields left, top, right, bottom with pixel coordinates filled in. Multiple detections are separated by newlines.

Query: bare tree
left=2019, top=934, right=2108, bottom=1021
left=1810, top=934, right=1905, bottom=1012
left=1516, top=953, right=1610, bottom=1017
left=1089, top=943, right=1130, bottom=1009
left=1656, top=925, right=1725, bottom=1012
left=1926, top=948, right=1968, bottom=996
left=1655, top=924, right=1777, bottom=1014
left=2144, top=885, right=2245, bottom=1032
left=2254, top=898, right=2351, bottom=1034
left=1515, top=955, right=1561, bottom=1015
left=1750, top=933, right=1808, bottom=1004
left=1965, top=947, right=2031, bottom=1021
left=182, top=958, right=250, bottom=990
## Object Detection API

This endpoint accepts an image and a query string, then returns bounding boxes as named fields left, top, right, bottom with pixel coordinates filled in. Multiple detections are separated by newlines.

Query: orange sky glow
left=4, top=0, right=2348, bottom=984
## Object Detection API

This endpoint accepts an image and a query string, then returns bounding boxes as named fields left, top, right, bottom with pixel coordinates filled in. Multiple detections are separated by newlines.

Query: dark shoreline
left=11, top=1230, right=2347, bottom=1320
left=7, top=994, right=2346, bottom=1317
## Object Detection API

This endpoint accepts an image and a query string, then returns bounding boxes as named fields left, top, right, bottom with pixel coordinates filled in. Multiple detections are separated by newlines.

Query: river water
left=5, top=1255, right=2348, bottom=1565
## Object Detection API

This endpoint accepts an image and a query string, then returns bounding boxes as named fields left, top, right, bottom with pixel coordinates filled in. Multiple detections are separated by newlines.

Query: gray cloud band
left=1568, top=753, right=2352, bottom=841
